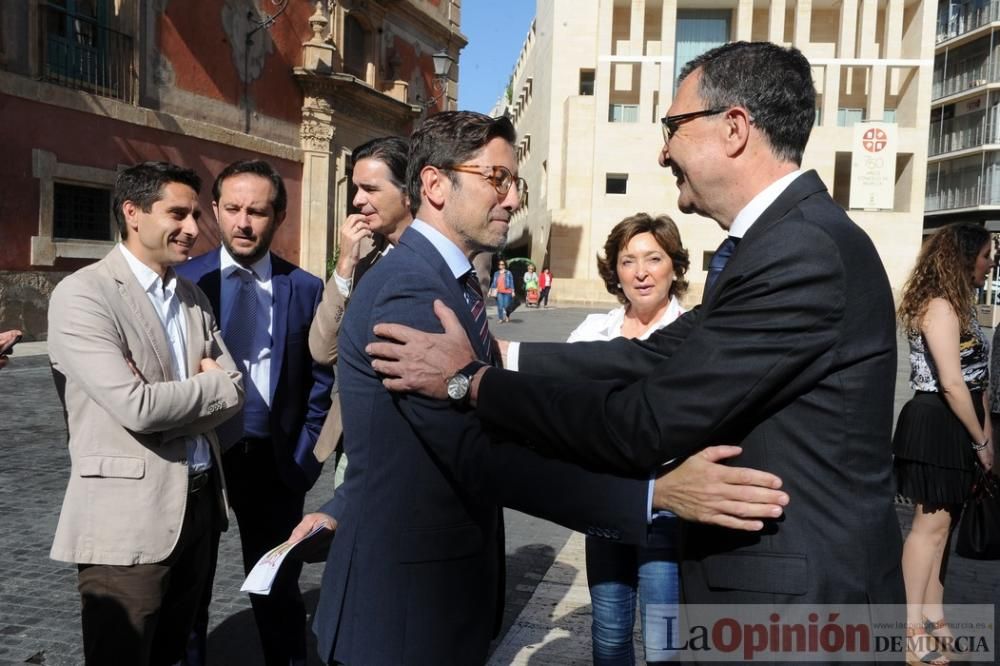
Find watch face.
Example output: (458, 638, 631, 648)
(447, 374, 470, 401)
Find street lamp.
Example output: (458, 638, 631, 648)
(417, 50, 454, 110)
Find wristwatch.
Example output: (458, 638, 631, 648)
(446, 361, 487, 407)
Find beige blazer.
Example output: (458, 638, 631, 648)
(309, 278, 346, 462)
(48, 248, 244, 566)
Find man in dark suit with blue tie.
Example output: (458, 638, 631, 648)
(178, 159, 334, 666)
(368, 43, 905, 662)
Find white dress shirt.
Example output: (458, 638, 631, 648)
(119, 244, 212, 473)
(334, 243, 395, 298)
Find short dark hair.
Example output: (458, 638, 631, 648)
(597, 212, 689, 305)
(211, 159, 287, 215)
(678, 41, 816, 165)
(407, 111, 517, 215)
(352, 136, 409, 191)
(113, 161, 201, 239)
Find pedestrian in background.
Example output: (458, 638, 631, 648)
(894, 222, 994, 665)
(538, 267, 553, 308)
(490, 259, 514, 323)
(568, 213, 688, 664)
(523, 263, 539, 307)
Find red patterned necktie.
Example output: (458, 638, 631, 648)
(462, 269, 493, 364)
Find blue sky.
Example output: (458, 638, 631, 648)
(457, 1, 538, 113)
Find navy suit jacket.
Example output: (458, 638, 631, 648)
(312, 226, 650, 665)
(477, 171, 905, 613)
(177, 249, 334, 492)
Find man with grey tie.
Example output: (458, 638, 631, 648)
(178, 159, 334, 666)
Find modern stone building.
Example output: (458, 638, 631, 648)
(0, 0, 464, 338)
(928, 1, 1000, 229)
(493, 0, 934, 305)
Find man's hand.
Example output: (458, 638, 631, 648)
(289, 512, 337, 543)
(497, 339, 510, 367)
(335, 214, 371, 279)
(0, 329, 22, 370)
(653, 445, 789, 531)
(199, 357, 222, 373)
(367, 300, 476, 399)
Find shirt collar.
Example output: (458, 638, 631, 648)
(220, 244, 272, 281)
(118, 244, 176, 296)
(729, 170, 803, 239)
(410, 218, 473, 279)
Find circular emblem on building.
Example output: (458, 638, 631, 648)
(862, 127, 888, 153)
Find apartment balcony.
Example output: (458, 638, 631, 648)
(937, 1, 1000, 44)
(39, 3, 135, 103)
(928, 110, 1000, 155)
(925, 153, 1000, 211)
(932, 59, 996, 100)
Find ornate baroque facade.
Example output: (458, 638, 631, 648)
(0, 0, 464, 338)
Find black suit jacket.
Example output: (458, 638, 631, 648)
(477, 171, 905, 609)
(312, 226, 650, 665)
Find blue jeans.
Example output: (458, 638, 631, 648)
(496, 292, 512, 320)
(585, 516, 679, 665)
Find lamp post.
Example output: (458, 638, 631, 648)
(417, 50, 454, 110)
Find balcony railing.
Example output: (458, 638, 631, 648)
(925, 156, 1000, 210)
(937, 1, 1000, 43)
(39, 3, 135, 103)
(932, 57, 996, 99)
(928, 109, 1000, 155)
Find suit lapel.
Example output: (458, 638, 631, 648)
(270, 260, 289, 403)
(706, 170, 828, 306)
(177, 278, 208, 375)
(399, 230, 492, 363)
(104, 248, 175, 380)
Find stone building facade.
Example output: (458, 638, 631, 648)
(0, 0, 464, 338)
(493, 0, 934, 305)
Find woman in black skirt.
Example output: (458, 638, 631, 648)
(895, 223, 995, 664)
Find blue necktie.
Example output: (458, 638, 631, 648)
(462, 269, 494, 364)
(224, 267, 258, 369)
(222, 267, 270, 440)
(705, 236, 739, 296)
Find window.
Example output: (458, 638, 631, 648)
(606, 173, 628, 194)
(579, 69, 595, 96)
(837, 108, 866, 126)
(674, 10, 730, 89)
(608, 104, 639, 123)
(31, 149, 118, 266)
(41, 0, 134, 102)
(344, 14, 368, 80)
(53, 183, 112, 241)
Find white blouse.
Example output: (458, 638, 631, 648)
(567, 296, 686, 343)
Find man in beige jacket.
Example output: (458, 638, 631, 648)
(47, 161, 244, 666)
(309, 136, 412, 465)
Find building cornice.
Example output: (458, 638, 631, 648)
(293, 69, 421, 133)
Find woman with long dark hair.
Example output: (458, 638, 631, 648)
(894, 223, 995, 664)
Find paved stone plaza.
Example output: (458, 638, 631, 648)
(1, 304, 998, 665)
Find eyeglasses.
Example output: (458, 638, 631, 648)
(660, 108, 728, 142)
(447, 164, 528, 198)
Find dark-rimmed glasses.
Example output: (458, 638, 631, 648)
(661, 108, 728, 142)
(447, 164, 528, 198)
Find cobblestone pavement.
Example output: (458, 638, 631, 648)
(0, 305, 600, 665)
(5, 309, 999, 665)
